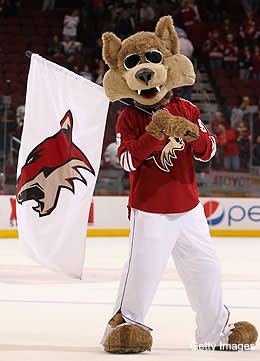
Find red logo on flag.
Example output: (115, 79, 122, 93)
(16, 110, 95, 217)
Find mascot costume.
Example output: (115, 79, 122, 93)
(100, 16, 258, 353)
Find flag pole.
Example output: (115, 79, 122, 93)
(25, 51, 198, 139)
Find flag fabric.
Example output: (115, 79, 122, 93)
(16, 54, 109, 279)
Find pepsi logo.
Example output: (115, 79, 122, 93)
(203, 200, 225, 226)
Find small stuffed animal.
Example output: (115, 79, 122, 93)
(101, 16, 258, 353)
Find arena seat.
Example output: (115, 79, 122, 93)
(237, 87, 254, 97)
(220, 87, 237, 97)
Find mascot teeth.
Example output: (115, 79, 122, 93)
(156, 86, 161, 92)
(137, 90, 141, 95)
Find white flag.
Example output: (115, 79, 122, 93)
(16, 54, 109, 279)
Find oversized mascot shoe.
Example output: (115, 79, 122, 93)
(104, 313, 153, 353)
(216, 321, 258, 351)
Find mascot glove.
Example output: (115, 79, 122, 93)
(146, 109, 170, 140)
(165, 114, 199, 143)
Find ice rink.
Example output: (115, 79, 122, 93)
(0, 236, 260, 361)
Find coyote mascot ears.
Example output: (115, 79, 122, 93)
(102, 16, 195, 106)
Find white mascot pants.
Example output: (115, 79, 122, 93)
(102, 202, 229, 346)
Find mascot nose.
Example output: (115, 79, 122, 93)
(135, 68, 154, 86)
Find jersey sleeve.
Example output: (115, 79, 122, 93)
(116, 108, 165, 172)
(190, 106, 217, 162)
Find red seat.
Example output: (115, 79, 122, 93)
(10, 44, 27, 53)
(7, 54, 24, 64)
(38, 27, 50, 35)
(213, 69, 226, 78)
(20, 25, 35, 35)
(0, 82, 10, 93)
(231, 78, 246, 88)
(11, 82, 26, 94)
(19, 73, 28, 83)
(247, 79, 260, 88)
(30, 45, 46, 55)
(220, 87, 236, 97)
(226, 96, 239, 106)
(4, 73, 19, 82)
(237, 87, 254, 97)
(12, 94, 25, 107)
(6, 25, 21, 34)
(0, 53, 8, 63)
(20, 64, 30, 74)
(254, 88, 260, 97)
(216, 78, 230, 87)
(5, 64, 19, 73)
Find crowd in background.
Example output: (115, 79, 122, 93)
(0, 0, 260, 195)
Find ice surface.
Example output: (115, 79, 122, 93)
(0, 236, 260, 360)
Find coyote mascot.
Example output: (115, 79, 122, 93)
(101, 16, 258, 353)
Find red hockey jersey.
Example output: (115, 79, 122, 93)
(116, 97, 217, 214)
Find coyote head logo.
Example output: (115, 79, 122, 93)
(17, 110, 95, 217)
(149, 137, 184, 172)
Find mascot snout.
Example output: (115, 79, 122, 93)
(135, 68, 155, 85)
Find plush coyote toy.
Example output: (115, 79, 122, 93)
(101, 16, 258, 353)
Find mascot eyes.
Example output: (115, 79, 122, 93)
(124, 50, 163, 70)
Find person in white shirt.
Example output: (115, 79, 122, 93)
(139, 1, 155, 23)
(62, 10, 80, 39)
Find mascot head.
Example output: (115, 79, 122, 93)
(102, 16, 195, 106)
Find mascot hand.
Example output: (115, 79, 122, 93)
(146, 109, 169, 140)
(165, 113, 199, 143)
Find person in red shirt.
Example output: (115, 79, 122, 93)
(218, 124, 240, 170)
(251, 45, 260, 79)
(204, 30, 224, 71)
(223, 33, 239, 76)
(236, 119, 251, 169)
(179, 0, 197, 31)
(239, 10, 260, 51)
(211, 111, 229, 135)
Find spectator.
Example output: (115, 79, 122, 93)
(115, 8, 135, 40)
(80, 64, 94, 82)
(175, 25, 188, 39)
(92, 38, 103, 60)
(204, 30, 224, 71)
(239, 10, 260, 51)
(179, 0, 197, 32)
(48, 35, 62, 57)
(93, 0, 105, 35)
(218, 124, 240, 171)
(62, 10, 80, 40)
(61, 35, 81, 56)
(208, 0, 224, 22)
(178, 31, 194, 101)
(239, 45, 252, 80)
(230, 96, 250, 130)
(139, 1, 155, 26)
(236, 120, 251, 168)
(211, 111, 229, 135)
(188, 0, 200, 22)
(223, 18, 236, 39)
(42, 0, 55, 11)
(223, 33, 238, 77)
(251, 45, 260, 80)
(242, 0, 260, 15)
(252, 135, 260, 166)
(104, 142, 120, 168)
(62, 55, 75, 71)
(178, 31, 194, 58)
(95, 59, 105, 86)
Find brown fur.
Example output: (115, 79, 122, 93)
(102, 16, 195, 106)
(148, 110, 199, 142)
(228, 321, 258, 346)
(104, 324, 152, 353)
